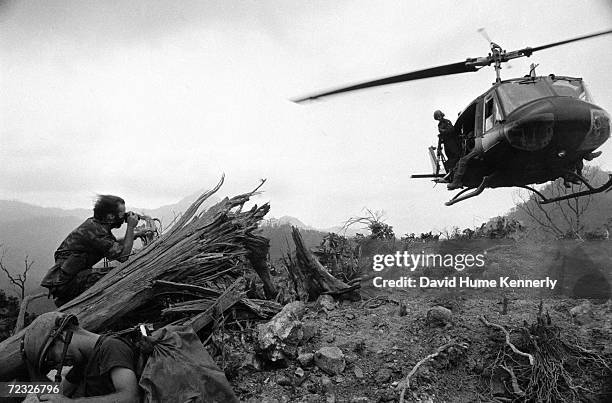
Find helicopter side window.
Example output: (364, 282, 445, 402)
(484, 96, 498, 132)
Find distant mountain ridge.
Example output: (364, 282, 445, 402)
(0, 190, 221, 229)
(262, 215, 310, 229)
(0, 200, 90, 223)
(262, 215, 362, 236)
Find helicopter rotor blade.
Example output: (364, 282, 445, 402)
(292, 61, 478, 103)
(292, 28, 612, 103)
(527, 28, 612, 54)
(477, 28, 493, 45)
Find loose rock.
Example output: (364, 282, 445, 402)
(317, 294, 337, 311)
(315, 346, 346, 375)
(427, 306, 453, 326)
(353, 365, 364, 379)
(321, 374, 334, 392)
(298, 352, 315, 367)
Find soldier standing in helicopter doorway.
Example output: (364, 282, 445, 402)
(434, 110, 460, 180)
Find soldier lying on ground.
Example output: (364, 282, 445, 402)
(22, 312, 140, 403)
(41, 195, 147, 307)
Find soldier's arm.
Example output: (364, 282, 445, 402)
(115, 214, 138, 263)
(40, 368, 139, 403)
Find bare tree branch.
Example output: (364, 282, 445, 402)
(513, 166, 600, 240)
(0, 246, 34, 300)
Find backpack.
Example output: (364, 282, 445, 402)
(116, 325, 239, 403)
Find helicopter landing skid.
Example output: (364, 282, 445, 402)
(444, 176, 492, 206)
(520, 173, 612, 205)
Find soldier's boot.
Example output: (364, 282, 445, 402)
(447, 181, 463, 190)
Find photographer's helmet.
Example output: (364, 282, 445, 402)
(433, 110, 444, 120)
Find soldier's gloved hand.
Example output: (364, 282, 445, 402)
(125, 212, 139, 228)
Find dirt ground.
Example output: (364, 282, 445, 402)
(222, 291, 609, 402)
(218, 241, 612, 402)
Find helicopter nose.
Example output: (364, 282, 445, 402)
(504, 99, 556, 151)
(505, 97, 608, 152)
(549, 97, 601, 152)
(578, 108, 611, 151)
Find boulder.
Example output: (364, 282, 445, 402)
(257, 301, 306, 362)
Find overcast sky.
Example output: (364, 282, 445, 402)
(1, 0, 611, 235)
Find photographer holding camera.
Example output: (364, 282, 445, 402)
(41, 195, 143, 307)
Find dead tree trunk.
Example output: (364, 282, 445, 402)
(14, 292, 46, 334)
(287, 227, 359, 301)
(0, 178, 274, 380)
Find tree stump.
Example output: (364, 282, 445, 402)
(287, 227, 359, 301)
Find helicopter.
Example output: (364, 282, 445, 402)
(292, 29, 612, 206)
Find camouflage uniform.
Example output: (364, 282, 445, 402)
(41, 218, 124, 307)
(438, 118, 461, 171)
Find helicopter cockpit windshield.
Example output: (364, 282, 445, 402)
(496, 76, 593, 116)
(496, 80, 554, 115)
(548, 77, 593, 102)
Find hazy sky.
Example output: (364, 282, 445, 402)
(1, 0, 611, 234)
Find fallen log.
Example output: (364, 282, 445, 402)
(287, 226, 359, 301)
(0, 177, 273, 380)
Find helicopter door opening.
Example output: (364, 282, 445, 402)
(455, 103, 477, 155)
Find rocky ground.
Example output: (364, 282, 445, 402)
(216, 241, 612, 402)
(215, 289, 611, 402)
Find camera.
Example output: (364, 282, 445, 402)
(123, 211, 141, 223)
